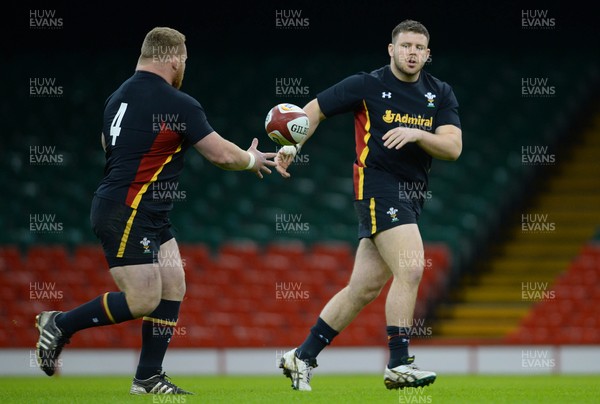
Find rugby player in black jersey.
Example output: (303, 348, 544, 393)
(277, 20, 462, 391)
(34, 27, 276, 395)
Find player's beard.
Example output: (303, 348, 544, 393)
(173, 68, 184, 89)
(393, 53, 425, 80)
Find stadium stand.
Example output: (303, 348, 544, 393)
(3, 49, 599, 348)
(433, 112, 600, 341)
(0, 242, 451, 348)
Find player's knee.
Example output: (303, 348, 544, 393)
(166, 281, 186, 301)
(127, 293, 162, 317)
(347, 283, 382, 306)
(161, 271, 186, 301)
(394, 265, 424, 285)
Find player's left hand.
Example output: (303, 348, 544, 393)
(275, 145, 298, 179)
(382, 127, 423, 149)
(247, 138, 278, 179)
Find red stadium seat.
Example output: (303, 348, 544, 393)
(311, 242, 355, 269)
(265, 240, 307, 261)
(505, 242, 600, 345)
(261, 253, 294, 273)
(425, 243, 451, 272)
(0, 245, 23, 272)
(218, 241, 261, 268)
(74, 244, 105, 260)
(179, 243, 213, 269)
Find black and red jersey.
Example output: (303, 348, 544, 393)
(96, 71, 213, 213)
(317, 65, 461, 200)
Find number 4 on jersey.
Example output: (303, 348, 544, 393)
(110, 102, 128, 146)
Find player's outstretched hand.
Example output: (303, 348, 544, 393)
(275, 145, 298, 179)
(248, 138, 277, 179)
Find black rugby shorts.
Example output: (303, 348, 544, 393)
(90, 195, 174, 268)
(354, 196, 423, 239)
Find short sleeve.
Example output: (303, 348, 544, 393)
(317, 73, 366, 117)
(183, 98, 215, 144)
(434, 84, 461, 130)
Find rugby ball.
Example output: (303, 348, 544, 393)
(265, 103, 309, 146)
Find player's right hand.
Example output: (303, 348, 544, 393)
(247, 138, 277, 179)
(275, 145, 298, 179)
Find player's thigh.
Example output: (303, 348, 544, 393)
(111, 263, 161, 294)
(157, 237, 186, 301)
(372, 223, 424, 279)
(346, 237, 393, 298)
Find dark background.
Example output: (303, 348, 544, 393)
(3, 0, 599, 253)
(9, 0, 597, 54)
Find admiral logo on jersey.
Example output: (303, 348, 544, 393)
(382, 111, 433, 130)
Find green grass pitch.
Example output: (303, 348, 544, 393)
(2, 374, 599, 403)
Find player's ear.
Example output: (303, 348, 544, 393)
(171, 56, 180, 72)
(387, 43, 394, 57)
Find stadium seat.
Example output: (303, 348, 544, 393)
(218, 240, 261, 266)
(0, 245, 23, 272)
(311, 241, 355, 268)
(265, 240, 307, 262)
(505, 240, 600, 344)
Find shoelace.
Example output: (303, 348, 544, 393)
(157, 372, 184, 391)
(157, 372, 172, 383)
(305, 365, 314, 383)
(49, 332, 70, 350)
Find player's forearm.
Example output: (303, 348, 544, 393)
(416, 130, 462, 161)
(194, 132, 254, 171)
(299, 99, 325, 148)
(210, 140, 253, 170)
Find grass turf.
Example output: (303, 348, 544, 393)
(1, 374, 599, 403)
